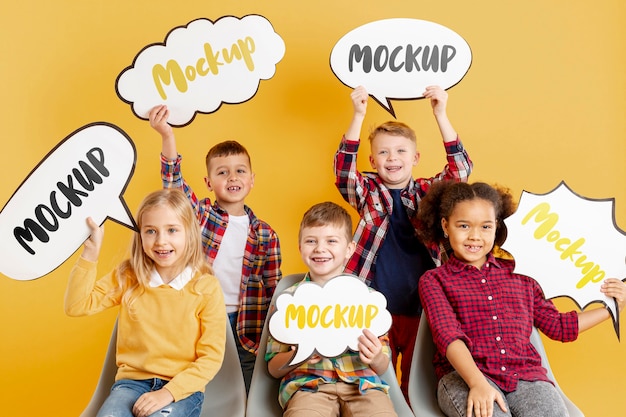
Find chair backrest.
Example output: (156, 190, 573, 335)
(246, 273, 415, 417)
(529, 327, 584, 417)
(408, 315, 584, 417)
(79, 316, 246, 417)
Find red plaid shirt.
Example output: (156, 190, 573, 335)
(419, 254, 579, 392)
(334, 135, 472, 284)
(162, 154, 282, 353)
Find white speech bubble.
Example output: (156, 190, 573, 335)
(116, 15, 286, 126)
(502, 181, 626, 339)
(0, 123, 137, 281)
(330, 18, 472, 116)
(269, 274, 392, 366)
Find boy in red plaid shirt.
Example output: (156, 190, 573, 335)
(334, 85, 472, 399)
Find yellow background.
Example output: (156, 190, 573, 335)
(1, 1, 625, 415)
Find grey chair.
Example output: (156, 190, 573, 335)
(79, 316, 246, 417)
(246, 273, 415, 417)
(408, 314, 584, 416)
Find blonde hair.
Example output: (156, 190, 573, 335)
(367, 121, 417, 144)
(115, 189, 211, 317)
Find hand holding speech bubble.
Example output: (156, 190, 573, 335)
(502, 181, 626, 339)
(0, 123, 136, 281)
(330, 18, 472, 117)
(268, 274, 392, 366)
(116, 15, 286, 126)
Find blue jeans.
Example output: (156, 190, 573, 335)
(96, 378, 204, 417)
(228, 311, 256, 393)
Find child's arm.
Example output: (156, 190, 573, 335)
(446, 339, 508, 417)
(81, 217, 103, 262)
(132, 390, 175, 417)
(424, 85, 457, 143)
(267, 347, 301, 378)
(578, 278, 626, 332)
(357, 329, 389, 375)
(345, 85, 368, 141)
(149, 105, 177, 160)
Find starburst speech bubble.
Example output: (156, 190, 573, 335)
(268, 274, 392, 366)
(502, 181, 626, 339)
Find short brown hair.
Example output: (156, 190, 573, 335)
(205, 140, 251, 170)
(367, 121, 417, 144)
(299, 202, 353, 243)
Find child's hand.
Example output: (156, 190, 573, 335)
(149, 104, 173, 138)
(357, 328, 383, 365)
(423, 85, 448, 116)
(351, 85, 368, 117)
(466, 379, 507, 417)
(81, 217, 103, 262)
(601, 278, 626, 312)
(132, 388, 174, 417)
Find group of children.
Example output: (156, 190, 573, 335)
(64, 85, 626, 417)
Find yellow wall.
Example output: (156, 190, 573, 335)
(1, 1, 625, 415)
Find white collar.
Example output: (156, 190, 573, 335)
(149, 266, 193, 290)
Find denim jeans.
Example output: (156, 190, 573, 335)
(437, 371, 568, 417)
(228, 311, 256, 393)
(97, 378, 204, 417)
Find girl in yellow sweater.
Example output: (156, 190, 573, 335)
(65, 189, 226, 417)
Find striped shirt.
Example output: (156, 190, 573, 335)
(162, 154, 282, 353)
(265, 274, 391, 408)
(334, 135, 472, 284)
(419, 254, 579, 392)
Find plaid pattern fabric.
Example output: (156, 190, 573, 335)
(162, 154, 282, 353)
(265, 275, 392, 408)
(419, 254, 579, 392)
(334, 135, 472, 284)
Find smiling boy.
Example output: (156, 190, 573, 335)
(265, 202, 397, 416)
(334, 85, 472, 399)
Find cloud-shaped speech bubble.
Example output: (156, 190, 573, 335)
(330, 18, 472, 117)
(269, 274, 392, 366)
(116, 15, 285, 127)
(0, 123, 136, 281)
(502, 181, 626, 339)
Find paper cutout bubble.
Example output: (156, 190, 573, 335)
(116, 15, 286, 126)
(330, 18, 472, 117)
(269, 274, 392, 366)
(0, 123, 137, 281)
(502, 181, 626, 339)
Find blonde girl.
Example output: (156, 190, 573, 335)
(65, 189, 226, 417)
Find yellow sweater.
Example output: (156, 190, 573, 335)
(65, 257, 226, 401)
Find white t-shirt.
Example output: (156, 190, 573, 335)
(212, 214, 249, 313)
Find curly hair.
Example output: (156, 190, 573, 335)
(415, 181, 516, 249)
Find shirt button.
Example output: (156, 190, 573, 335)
(481, 279, 486, 284)
(501, 366, 506, 371)
(492, 315, 498, 320)
(500, 349, 506, 354)
(495, 336, 501, 341)
(488, 296, 493, 301)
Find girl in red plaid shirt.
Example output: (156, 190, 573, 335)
(415, 181, 626, 417)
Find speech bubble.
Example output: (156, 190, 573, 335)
(330, 18, 472, 117)
(116, 15, 286, 126)
(0, 123, 137, 281)
(502, 181, 626, 339)
(268, 274, 392, 366)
